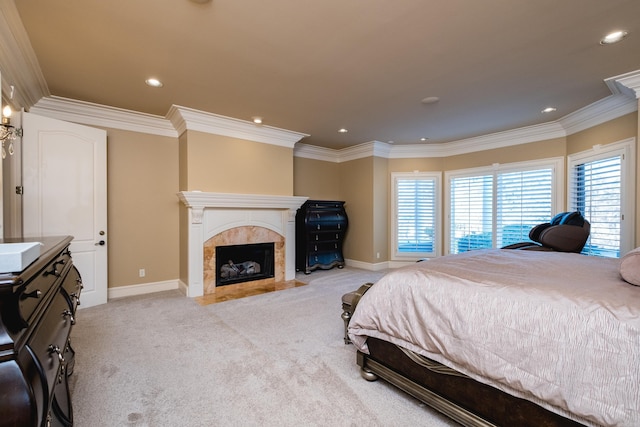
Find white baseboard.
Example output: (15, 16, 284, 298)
(344, 258, 390, 271)
(108, 279, 182, 300)
(345, 258, 423, 271)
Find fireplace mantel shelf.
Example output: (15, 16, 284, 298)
(178, 191, 308, 210)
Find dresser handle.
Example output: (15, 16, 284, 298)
(47, 343, 66, 383)
(48, 345, 65, 363)
(44, 268, 61, 278)
(21, 289, 42, 299)
(71, 292, 81, 306)
(62, 309, 76, 325)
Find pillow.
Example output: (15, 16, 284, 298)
(620, 247, 640, 286)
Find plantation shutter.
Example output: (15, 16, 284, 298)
(496, 168, 553, 247)
(570, 155, 621, 257)
(450, 175, 493, 253)
(396, 178, 436, 254)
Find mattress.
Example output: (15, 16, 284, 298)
(348, 249, 640, 427)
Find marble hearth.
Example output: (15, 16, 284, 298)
(178, 192, 307, 297)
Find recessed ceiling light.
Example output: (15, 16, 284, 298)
(145, 78, 163, 88)
(421, 96, 440, 105)
(600, 30, 628, 45)
(338, 128, 348, 133)
(541, 107, 557, 113)
(252, 116, 263, 124)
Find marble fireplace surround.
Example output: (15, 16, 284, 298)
(178, 191, 308, 297)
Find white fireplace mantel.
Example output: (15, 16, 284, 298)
(178, 191, 308, 297)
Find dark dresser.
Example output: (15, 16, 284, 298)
(295, 200, 348, 274)
(0, 236, 82, 427)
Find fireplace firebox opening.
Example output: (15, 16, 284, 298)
(216, 242, 275, 286)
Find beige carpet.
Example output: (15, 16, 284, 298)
(69, 267, 460, 427)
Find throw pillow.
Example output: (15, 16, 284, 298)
(620, 247, 640, 286)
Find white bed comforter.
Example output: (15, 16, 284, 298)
(348, 249, 640, 427)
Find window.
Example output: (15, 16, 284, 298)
(568, 139, 635, 257)
(392, 172, 441, 259)
(446, 158, 563, 254)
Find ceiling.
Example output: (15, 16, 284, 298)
(9, 0, 640, 149)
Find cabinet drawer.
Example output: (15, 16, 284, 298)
(26, 290, 74, 406)
(308, 251, 344, 266)
(61, 265, 82, 313)
(307, 221, 346, 232)
(18, 252, 71, 326)
(307, 241, 341, 253)
(307, 210, 347, 223)
(309, 232, 344, 242)
(306, 201, 344, 209)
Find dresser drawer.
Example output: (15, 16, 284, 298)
(307, 241, 341, 253)
(60, 265, 82, 313)
(307, 251, 344, 267)
(18, 252, 72, 326)
(307, 210, 347, 223)
(26, 290, 74, 404)
(309, 232, 344, 243)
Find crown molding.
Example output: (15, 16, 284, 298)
(293, 143, 340, 162)
(295, 121, 567, 162)
(167, 105, 309, 149)
(30, 96, 178, 137)
(393, 121, 568, 159)
(0, 1, 49, 109)
(559, 94, 637, 136)
(339, 141, 393, 162)
(605, 69, 640, 99)
(294, 141, 393, 163)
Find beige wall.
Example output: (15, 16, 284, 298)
(566, 113, 637, 155)
(182, 131, 293, 195)
(103, 111, 638, 290)
(293, 157, 341, 200)
(441, 137, 567, 171)
(106, 128, 179, 288)
(338, 157, 375, 263)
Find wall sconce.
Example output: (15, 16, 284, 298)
(1, 105, 22, 159)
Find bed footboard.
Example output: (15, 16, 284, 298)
(357, 337, 585, 427)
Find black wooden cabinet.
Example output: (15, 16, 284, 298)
(0, 236, 82, 427)
(295, 200, 348, 274)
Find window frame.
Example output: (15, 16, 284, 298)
(445, 157, 564, 255)
(391, 171, 442, 260)
(567, 138, 636, 257)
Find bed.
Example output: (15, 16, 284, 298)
(347, 249, 640, 427)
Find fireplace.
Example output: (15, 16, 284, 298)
(216, 242, 275, 286)
(178, 192, 308, 297)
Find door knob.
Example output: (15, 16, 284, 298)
(95, 240, 105, 246)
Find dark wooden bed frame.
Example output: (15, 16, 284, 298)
(352, 299, 587, 426)
(357, 338, 586, 426)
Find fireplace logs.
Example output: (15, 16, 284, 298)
(216, 242, 274, 286)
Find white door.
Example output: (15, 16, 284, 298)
(21, 112, 108, 308)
